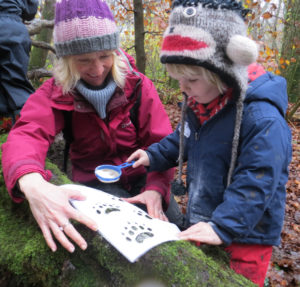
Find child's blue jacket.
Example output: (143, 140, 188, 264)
(147, 72, 292, 246)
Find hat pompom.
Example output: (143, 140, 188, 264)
(226, 35, 258, 66)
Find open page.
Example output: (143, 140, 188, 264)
(63, 184, 180, 263)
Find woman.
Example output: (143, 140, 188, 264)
(1, 0, 181, 254)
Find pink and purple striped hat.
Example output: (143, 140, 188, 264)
(54, 0, 119, 57)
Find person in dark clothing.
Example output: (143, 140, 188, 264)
(0, 0, 38, 129)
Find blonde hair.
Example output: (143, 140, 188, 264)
(53, 51, 128, 94)
(165, 64, 227, 94)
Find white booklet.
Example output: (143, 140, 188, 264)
(63, 184, 180, 263)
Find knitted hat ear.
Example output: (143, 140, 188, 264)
(226, 35, 258, 66)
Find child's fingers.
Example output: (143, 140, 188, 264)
(132, 158, 143, 168)
(127, 150, 140, 162)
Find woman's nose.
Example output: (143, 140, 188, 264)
(90, 60, 104, 75)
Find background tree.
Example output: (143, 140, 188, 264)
(28, 0, 55, 86)
(133, 0, 146, 73)
(280, 0, 300, 120)
(26, 0, 299, 117)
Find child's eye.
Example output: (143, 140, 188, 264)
(188, 79, 198, 83)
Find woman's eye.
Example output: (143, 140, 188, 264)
(78, 59, 90, 63)
(188, 79, 197, 83)
(100, 54, 110, 59)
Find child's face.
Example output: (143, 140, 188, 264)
(73, 51, 114, 87)
(169, 72, 220, 104)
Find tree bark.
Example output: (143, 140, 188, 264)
(29, 0, 56, 73)
(280, 0, 300, 120)
(133, 0, 146, 74)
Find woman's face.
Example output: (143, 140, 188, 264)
(73, 51, 114, 87)
(168, 71, 220, 104)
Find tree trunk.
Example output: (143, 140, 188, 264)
(0, 134, 255, 287)
(29, 0, 55, 74)
(280, 0, 300, 120)
(133, 0, 146, 74)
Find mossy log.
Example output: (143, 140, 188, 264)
(0, 134, 255, 287)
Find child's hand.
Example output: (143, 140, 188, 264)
(178, 222, 223, 245)
(127, 149, 150, 168)
(122, 190, 168, 222)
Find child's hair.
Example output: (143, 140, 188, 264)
(53, 51, 128, 94)
(166, 64, 227, 94)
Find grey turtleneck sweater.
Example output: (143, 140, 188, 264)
(76, 79, 117, 119)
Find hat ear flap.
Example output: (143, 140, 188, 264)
(226, 35, 258, 66)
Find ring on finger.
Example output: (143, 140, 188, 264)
(59, 221, 71, 231)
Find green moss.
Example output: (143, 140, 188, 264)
(0, 134, 68, 286)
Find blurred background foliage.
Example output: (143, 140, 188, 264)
(27, 0, 299, 119)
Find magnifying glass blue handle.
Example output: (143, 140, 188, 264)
(118, 161, 135, 169)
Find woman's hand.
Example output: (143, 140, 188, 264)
(178, 222, 223, 245)
(18, 173, 98, 253)
(122, 190, 168, 222)
(127, 149, 150, 168)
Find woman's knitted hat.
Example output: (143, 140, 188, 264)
(54, 0, 119, 57)
(161, 0, 258, 194)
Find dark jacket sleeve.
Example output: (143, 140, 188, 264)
(147, 125, 185, 172)
(21, 0, 39, 21)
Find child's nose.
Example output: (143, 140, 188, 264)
(179, 80, 189, 93)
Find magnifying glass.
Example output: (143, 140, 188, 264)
(95, 161, 135, 183)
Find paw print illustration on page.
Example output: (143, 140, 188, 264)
(64, 184, 180, 263)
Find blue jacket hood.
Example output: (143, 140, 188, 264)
(245, 72, 288, 117)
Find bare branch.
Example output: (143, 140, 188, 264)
(26, 19, 54, 36)
(118, 0, 134, 12)
(31, 40, 56, 54)
(27, 68, 53, 80)
(125, 45, 135, 52)
(144, 31, 163, 36)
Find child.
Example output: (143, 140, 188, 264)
(126, 0, 292, 285)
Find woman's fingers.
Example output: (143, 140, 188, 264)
(39, 223, 58, 252)
(49, 221, 75, 252)
(27, 184, 98, 252)
(63, 188, 98, 232)
(68, 207, 98, 233)
(61, 222, 87, 251)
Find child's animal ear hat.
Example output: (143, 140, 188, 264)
(160, 0, 258, 100)
(161, 0, 259, 193)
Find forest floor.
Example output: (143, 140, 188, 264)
(164, 104, 300, 287)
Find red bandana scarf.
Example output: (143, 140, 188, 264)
(187, 88, 233, 125)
